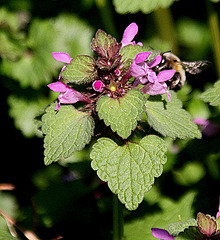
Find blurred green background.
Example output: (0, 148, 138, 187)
(0, 0, 220, 239)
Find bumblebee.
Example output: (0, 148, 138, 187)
(154, 52, 211, 91)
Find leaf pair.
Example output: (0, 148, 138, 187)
(96, 90, 201, 140)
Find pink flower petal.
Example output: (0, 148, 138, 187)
(151, 228, 175, 240)
(121, 22, 140, 47)
(52, 52, 72, 63)
(148, 55, 162, 68)
(216, 197, 220, 219)
(142, 81, 166, 95)
(48, 82, 67, 92)
(157, 70, 176, 82)
(59, 87, 91, 104)
(134, 52, 151, 64)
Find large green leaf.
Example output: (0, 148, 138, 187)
(96, 89, 145, 139)
(145, 92, 202, 139)
(90, 135, 167, 210)
(200, 80, 220, 107)
(113, 0, 176, 14)
(42, 103, 95, 165)
(61, 55, 98, 84)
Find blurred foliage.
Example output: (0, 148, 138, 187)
(0, 0, 220, 239)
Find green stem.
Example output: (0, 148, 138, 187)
(153, 8, 179, 54)
(94, 0, 118, 38)
(113, 194, 124, 240)
(206, 0, 220, 79)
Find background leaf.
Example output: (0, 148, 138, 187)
(42, 103, 95, 165)
(90, 135, 167, 210)
(96, 89, 145, 139)
(145, 92, 202, 139)
(200, 80, 220, 107)
(113, 0, 176, 14)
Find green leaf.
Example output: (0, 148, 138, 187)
(42, 103, 95, 165)
(121, 44, 160, 65)
(90, 135, 167, 210)
(113, 0, 176, 14)
(96, 89, 145, 139)
(145, 92, 202, 139)
(61, 55, 98, 84)
(200, 80, 220, 107)
(175, 226, 203, 240)
(168, 219, 197, 236)
(0, 19, 57, 89)
(91, 29, 117, 57)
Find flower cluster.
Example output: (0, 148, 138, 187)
(48, 22, 176, 111)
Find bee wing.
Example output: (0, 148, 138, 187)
(182, 60, 211, 74)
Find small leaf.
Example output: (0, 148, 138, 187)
(168, 219, 197, 236)
(42, 103, 95, 165)
(61, 55, 98, 84)
(91, 29, 119, 58)
(96, 89, 145, 139)
(145, 92, 202, 139)
(90, 135, 167, 210)
(197, 212, 217, 236)
(113, 0, 176, 14)
(200, 80, 220, 107)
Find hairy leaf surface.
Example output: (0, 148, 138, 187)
(61, 55, 98, 84)
(90, 135, 167, 210)
(200, 80, 220, 107)
(145, 92, 202, 139)
(96, 89, 145, 139)
(42, 103, 94, 165)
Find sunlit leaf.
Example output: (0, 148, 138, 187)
(96, 89, 145, 139)
(42, 103, 95, 165)
(90, 135, 167, 210)
(145, 92, 202, 139)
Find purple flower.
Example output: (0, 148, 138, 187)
(48, 82, 91, 110)
(92, 80, 105, 92)
(121, 22, 143, 48)
(52, 52, 72, 80)
(193, 117, 220, 137)
(130, 52, 176, 101)
(151, 228, 175, 240)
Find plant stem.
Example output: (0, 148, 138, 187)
(113, 194, 124, 240)
(206, 0, 220, 79)
(153, 7, 179, 54)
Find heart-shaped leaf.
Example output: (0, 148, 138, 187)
(42, 103, 95, 165)
(145, 92, 202, 139)
(61, 55, 98, 84)
(96, 89, 145, 139)
(90, 135, 167, 210)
